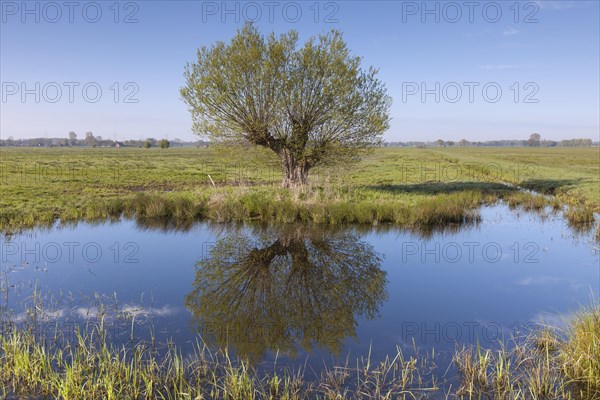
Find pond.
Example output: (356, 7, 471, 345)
(1, 204, 598, 377)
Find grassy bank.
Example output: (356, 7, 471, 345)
(453, 306, 600, 399)
(1, 305, 598, 399)
(1, 147, 598, 233)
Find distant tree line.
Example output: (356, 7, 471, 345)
(557, 138, 595, 147)
(0, 134, 595, 148)
(384, 135, 595, 148)
(0, 132, 206, 148)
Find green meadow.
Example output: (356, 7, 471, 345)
(0, 146, 598, 234)
(1, 146, 599, 398)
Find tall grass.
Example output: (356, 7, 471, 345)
(1, 186, 486, 234)
(0, 322, 438, 399)
(1, 147, 598, 234)
(1, 306, 598, 399)
(560, 306, 600, 394)
(453, 306, 600, 400)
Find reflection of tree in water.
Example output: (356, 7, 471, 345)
(185, 225, 387, 361)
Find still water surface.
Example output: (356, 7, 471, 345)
(1, 204, 598, 372)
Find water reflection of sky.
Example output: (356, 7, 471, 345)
(0, 204, 598, 372)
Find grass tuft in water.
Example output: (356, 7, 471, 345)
(0, 322, 438, 399)
(453, 305, 600, 400)
(1, 306, 599, 399)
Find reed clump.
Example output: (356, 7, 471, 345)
(1, 306, 599, 399)
(454, 306, 600, 400)
(560, 306, 600, 395)
(0, 323, 438, 399)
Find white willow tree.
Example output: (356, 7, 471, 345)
(181, 24, 391, 188)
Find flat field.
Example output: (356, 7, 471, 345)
(0, 146, 598, 233)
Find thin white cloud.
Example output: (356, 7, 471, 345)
(9, 309, 66, 323)
(502, 28, 520, 36)
(478, 64, 521, 70)
(530, 311, 569, 329)
(121, 304, 178, 318)
(534, 0, 593, 10)
(516, 277, 588, 292)
(70, 304, 179, 320)
(517, 276, 563, 286)
(73, 306, 104, 320)
(3, 304, 179, 326)
(463, 32, 486, 39)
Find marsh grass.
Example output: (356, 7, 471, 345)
(0, 323, 439, 399)
(1, 185, 486, 234)
(1, 147, 598, 234)
(560, 306, 600, 395)
(453, 306, 600, 400)
(1, 305, 599, 399)
(564, 206, 596, 226)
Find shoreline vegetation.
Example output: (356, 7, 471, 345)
(0, 147, 599, 235)
(1, 146, 599, 398)
(0, 304, 598, 399)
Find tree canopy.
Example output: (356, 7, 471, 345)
(181, 24, 391, 187)
(185, 225, 387, 360)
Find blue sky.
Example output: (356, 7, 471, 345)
(1, 0, 599, 142)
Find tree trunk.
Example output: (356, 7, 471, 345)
(281, 151, 309, 188)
